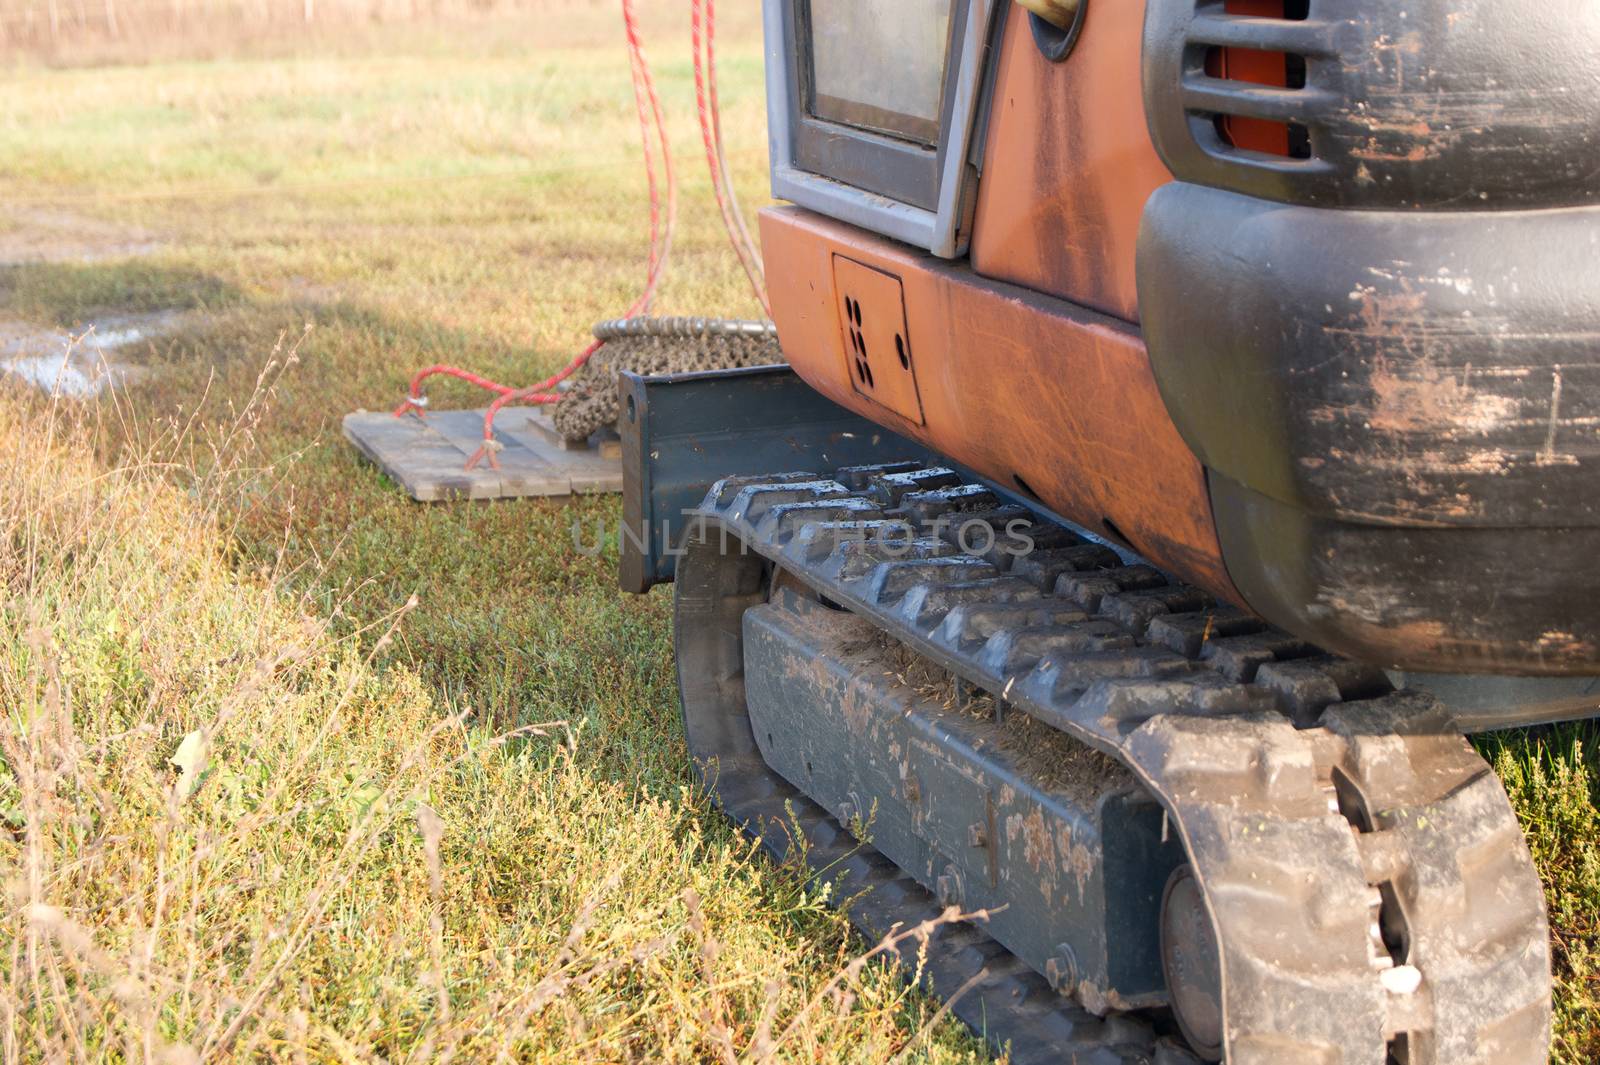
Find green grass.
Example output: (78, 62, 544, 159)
(0, 386, 987, 1063)
(0, 9, 991, 1062)
(0, 6, 1595, 1062)
(1479, 726, 1600, 1062)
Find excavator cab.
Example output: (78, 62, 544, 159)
(620, 2, 1599, 1060)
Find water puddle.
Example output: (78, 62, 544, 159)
(0, 310, 188, 397)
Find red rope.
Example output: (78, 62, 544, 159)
(383, 0, 674, 469)
(392, 0, 762, 471)
(462, 0, 678, 470)
(704, 0, 767, 298)
(392, 365, 513, 418)
(693, 0, 770, 318)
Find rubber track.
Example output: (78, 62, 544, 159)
(681, 464, 1551, 1065)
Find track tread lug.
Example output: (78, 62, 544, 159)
(833, 460, 926, 491)
(758, 497, 883, 542)
(830, 535, 958, 579)
(863, 466, 962, 505)
(1011, 543, 1124, 590)
(1200, 629, 1321, 682)
(723, 479, 850, 526)
(863, 556, 1000, 602)
(1258, 655, 1396, 725)
(1057, 565, 1168, 612)
(1101, 586, 1214, 633)
(978, 622, 1136, 676)
(898, 483, 1002, 523)
(709, 470, 822, 507)
(933, 601, 1093, 649)
(1147, 606, 1264, 657)
(897, 576, 1041, 626)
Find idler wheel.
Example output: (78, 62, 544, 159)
(1160, 863, 1224, 1062)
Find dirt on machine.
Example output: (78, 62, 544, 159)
(604, 1, 1600, 1062)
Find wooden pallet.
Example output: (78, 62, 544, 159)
(342, 405, 622, 501)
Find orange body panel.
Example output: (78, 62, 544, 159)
(970, 1, 1171, 322)
(761, 206, 1238, 602)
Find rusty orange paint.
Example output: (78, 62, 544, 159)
(970, 0, 1171, 323)
(762, 206, 1240, 603)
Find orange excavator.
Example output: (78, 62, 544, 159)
(618, 2, 1599, 1060)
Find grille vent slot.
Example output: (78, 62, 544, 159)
(1182, 0, 1330, 165)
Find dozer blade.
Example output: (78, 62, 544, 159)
(672, 464, 1551, 1065)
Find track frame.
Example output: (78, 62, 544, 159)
(673, 465, 1550, 1064)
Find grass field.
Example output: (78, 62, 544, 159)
(0, 6, 1595, 1061)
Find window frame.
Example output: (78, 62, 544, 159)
(765, 0, 1003, 258)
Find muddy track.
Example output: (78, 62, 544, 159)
(673, 463, 1551, 1064)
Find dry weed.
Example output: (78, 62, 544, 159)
(0, 364, 993, 1061)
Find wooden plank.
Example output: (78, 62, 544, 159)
(342, 406, 623, 502)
